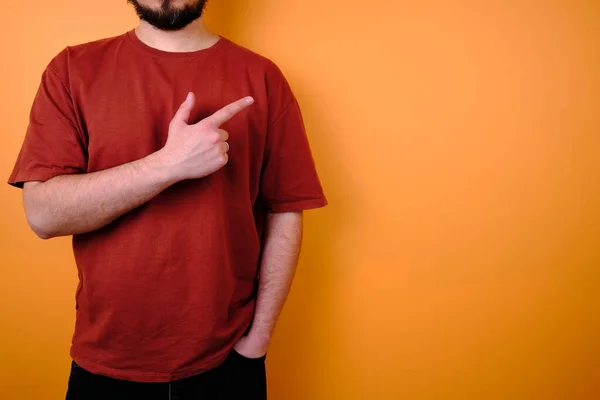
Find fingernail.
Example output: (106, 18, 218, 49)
(187, 92, 193, 100)
(245, 96, 254, 104)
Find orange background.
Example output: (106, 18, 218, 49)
(1, 1, 600, 399)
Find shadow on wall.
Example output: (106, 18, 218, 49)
(206, 1, 351, 398)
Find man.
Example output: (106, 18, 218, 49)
(8, 0, 327, 398)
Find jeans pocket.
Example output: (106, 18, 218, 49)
(231, 349, 267, 362)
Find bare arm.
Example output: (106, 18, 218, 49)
(23, 93, 254, 239)
(235, 211, 303, 357)
(23, 153, 175, 239)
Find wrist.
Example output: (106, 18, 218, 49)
(146, 149, 181, 186)
(245, 329, 272, 349)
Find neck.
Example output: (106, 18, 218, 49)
(134, 18, 219, 53)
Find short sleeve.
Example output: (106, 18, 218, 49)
(260, 67, 327, 213)
(8, 61, 87, 189)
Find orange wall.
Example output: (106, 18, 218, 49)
(1, 1, 599, 399)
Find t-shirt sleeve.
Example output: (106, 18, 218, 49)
(8, 60, 87, 189)
(259, 64, 327, 213)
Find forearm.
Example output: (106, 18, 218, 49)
(247, 212, 303, 347)
(21, 93, 251, 240)
(24, 151, 176, 239)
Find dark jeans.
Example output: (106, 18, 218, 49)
(66, 351, 267, 400)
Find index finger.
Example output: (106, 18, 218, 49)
(203, 96, 254, 127)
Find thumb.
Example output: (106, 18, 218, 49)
(172, 92, 196, 126)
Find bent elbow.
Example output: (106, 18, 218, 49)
(34, 228, 54, 240)
(27, 215, 55, 240)
(23, 182, 59, 239)
(24, 208, 57, 240)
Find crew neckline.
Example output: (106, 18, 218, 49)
(126, 29, 226, 59)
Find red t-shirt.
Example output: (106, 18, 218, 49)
(8, 30, 327, 382)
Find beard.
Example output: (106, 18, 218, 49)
(127, 0, 208, 31)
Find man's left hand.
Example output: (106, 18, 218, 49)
(234, 335, 269, 359)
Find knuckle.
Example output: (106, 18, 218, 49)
(209, 132, 221, 143)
